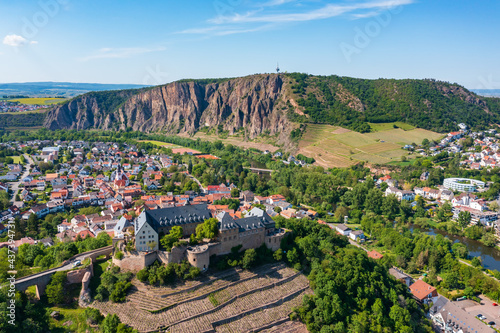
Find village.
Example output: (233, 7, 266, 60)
(0, 133, 499, 332)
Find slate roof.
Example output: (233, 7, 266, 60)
(136, 204, 212, 232)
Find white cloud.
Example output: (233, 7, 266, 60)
(79, 46, 166, 62)
(30, 40, 38, 45)
(211, 0, 414, 24)
(3, 34, 28, 47)
(181, 0, 414, 36)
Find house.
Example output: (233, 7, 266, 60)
(241, 190, 254, 203)
(420, 172, 430, 181)
(274, 201, 292, 211)
(335, 224, 352, 236)
(30, 204, 49, 219)
(429, 296, 493, 333)
(409, 279, 438, 305)
(388, 267, 413, 287)
(440, 190, 454, 201)
(280, 208, 296, 219)
(349, 230, 365, 242)
(385, 187, 415, 201)
(367, 250, 383, 260)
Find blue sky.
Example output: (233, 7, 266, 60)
(1, 0, 499, 89)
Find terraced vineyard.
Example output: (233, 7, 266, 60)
(90, 263, 311, 332)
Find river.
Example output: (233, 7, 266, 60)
(410, 225, 500, 271)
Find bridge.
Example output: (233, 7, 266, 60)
(14, 245, 113, 299)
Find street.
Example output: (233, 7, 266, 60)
(9, 154, 33, 207)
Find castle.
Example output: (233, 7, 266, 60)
(120, 204, 287, 272)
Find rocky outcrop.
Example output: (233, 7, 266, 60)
(44, 74, 293, 143)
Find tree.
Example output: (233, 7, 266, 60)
(100, 314, 121, 333)
(471, 256, 482, 267)
(382, 195, 400, 219)
(457, 211, 471, 230)
(242, 248, 257, 269)
(451, 243, 468, 259)
(160, 226, 183, 251)
(46, 271, 67, 305)
(195, 218, 219, 241)
(365, 188, 383, 214)
(273, 248, 283, 261)
(480, 233, 497, 247)
(230, 188, 239, 198)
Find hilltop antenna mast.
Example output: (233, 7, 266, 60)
(276, 62, 280, 73)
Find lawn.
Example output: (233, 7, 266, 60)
(8, 97, 67, 105)
(11, 156, 22, 164)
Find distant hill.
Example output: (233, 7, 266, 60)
(472, 89, 500, 97)
(0, 82, 148, 98)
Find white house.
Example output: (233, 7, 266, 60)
(349, 230, 365, 242)
(385, 187, 415, 201)
(335, 224, 352, 236)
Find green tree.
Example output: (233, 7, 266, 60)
(230, 188, 239, 198)
(195, 218, 219, 241)
(365, 188, 383, 214)
(457, 211, 471, 230)
(100, 314, 121, 333)
(273, 248, 283, 261)
(160, 226, 183, 251)
(382, 194, 400, 219)
(242, 248, 257, 269)
(471, 256, 482, 267)
(46, 271, 67, 305)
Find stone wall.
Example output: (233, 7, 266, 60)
(67, 264, 93, 284)
(217, 228, 266, 255)
(113, 251, 157, 273)
(264, 230, 289, 252)
(157, 247, 186, 265)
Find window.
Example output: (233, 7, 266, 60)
(143, 231, 145, 234)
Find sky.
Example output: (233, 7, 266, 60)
(0, 0, 499, 89)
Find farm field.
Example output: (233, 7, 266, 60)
(297, 123, 443, 168)
(8, 97, 66, 105)
(90, 262, 311, 333)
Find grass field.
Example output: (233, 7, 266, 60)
(298, 123, 443, 168)
(8, 97, 66, 105)
(11, 156, 22, 164)
(138, 140, 180, 147)
(368, 122, 415, 132)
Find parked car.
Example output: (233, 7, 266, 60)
(493, 303, 498, 306)
(72, 260, 81, 267)
(488, 321, 495, 326)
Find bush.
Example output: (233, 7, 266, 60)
(136, 268, 149, 282)
(115, 251, 124, 260)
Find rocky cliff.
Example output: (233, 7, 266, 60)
(43, 73, 500, 137)
(44, 74, 293, 143)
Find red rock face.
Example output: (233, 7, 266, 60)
(44, 74, 293, 145)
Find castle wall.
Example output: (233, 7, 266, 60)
(187, 246, 210, 271)
(265, 230, 288, 252)
(217, 227, 266, 255)
(113, 251, 157, 273)
(157, 247, 186, 265)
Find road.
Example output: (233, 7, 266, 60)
(10, 154, 33, 207)
(244, 167, 273, 173)
(188, 174, 206, 194)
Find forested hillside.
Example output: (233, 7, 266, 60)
(287, 73, 500, 133)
